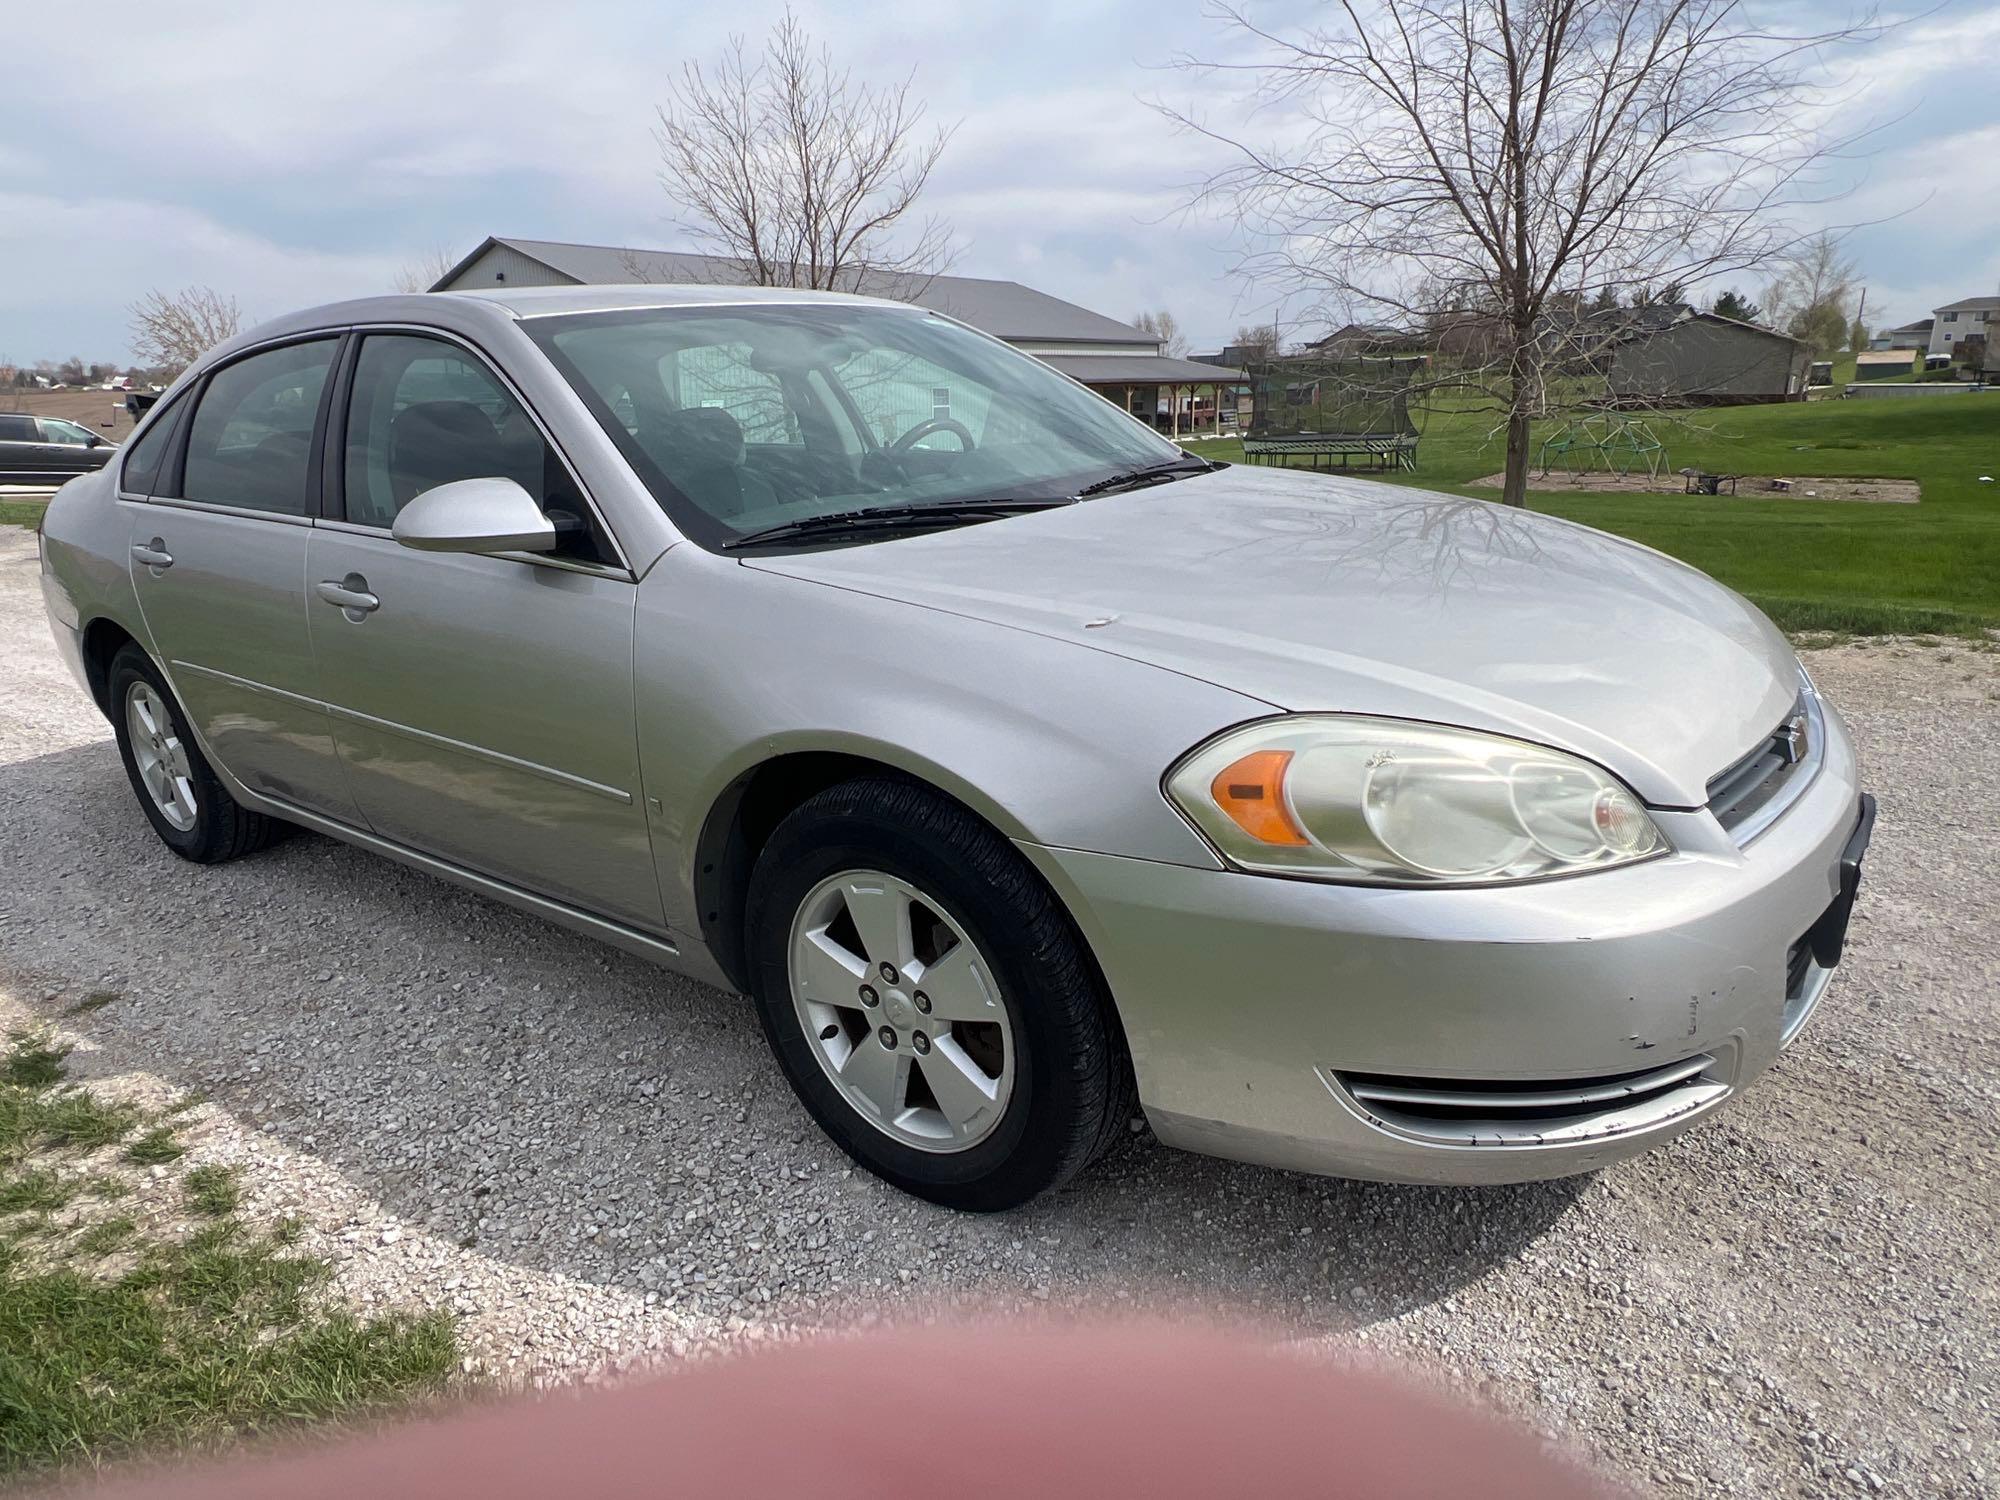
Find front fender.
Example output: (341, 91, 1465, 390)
(635, 549, 1264, 937)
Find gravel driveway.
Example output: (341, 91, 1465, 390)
(1, 525, 1994, 1498)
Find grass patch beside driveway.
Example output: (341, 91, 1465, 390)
(0, 499, 48, 532)
(0, 1029, 456, 1479)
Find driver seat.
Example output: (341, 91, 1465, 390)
(646, 407, 779, 519)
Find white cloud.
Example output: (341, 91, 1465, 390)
(0, 193, 401, 362)
(4, 0, 1996, 359)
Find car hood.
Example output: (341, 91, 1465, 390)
(745, 466, 1800, 805)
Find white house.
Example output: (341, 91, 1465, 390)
(1929, 296, 1998, 358)
(1869, 318, 1932, 351)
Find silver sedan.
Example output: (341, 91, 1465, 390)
(37, 285, 1873, 1210)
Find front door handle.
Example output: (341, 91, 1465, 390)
(315, 574, 380, 617)
(131, 538, 173, 570)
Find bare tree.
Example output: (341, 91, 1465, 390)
(1165, 2, 1884, 506)
(394, 244, 462, 294)
(1232, 322, 1282, 360)
(1762, 231, 1858, 358)
(128, 288, 242, 377)
(650, 8, 956, 295)
(1132, 310, 1191, 357)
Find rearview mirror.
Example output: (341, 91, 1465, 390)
(392, 477, 557, 555)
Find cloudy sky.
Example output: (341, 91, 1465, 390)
(4, 0, 1996, 365)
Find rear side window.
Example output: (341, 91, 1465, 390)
(177, 340, 336, 514)
(119, 397, 184, 494)
(0, 415, 36, 442)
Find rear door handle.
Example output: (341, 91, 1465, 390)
(315, 575, 380, 616)
(131, 539, 174, 569)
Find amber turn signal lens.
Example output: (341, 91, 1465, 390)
(1209, 749, 1309, 846)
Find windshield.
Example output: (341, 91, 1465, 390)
(528, 302, 1189, 549)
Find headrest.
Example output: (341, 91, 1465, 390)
(656, 405, 745, 466)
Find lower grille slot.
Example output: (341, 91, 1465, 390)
(1785, 938, 1813, 1000)
(1333, 1052, 1731, 1146)
(1345, 1055, 1714, 1122)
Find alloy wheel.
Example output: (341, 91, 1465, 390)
(125, 681, 197, 832)
(787, 869, 1014, 1153)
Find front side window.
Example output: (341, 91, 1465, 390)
(178, 340, 336, 513)
(40, 418, 97, 446)
(341, 333, 606, 561)
(531, 304, 1185, 549)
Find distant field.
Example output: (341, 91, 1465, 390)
(1186, 395, 2000, 636)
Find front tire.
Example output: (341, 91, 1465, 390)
(744, 777, 1133, 1211)
(107, 645, 283, 863)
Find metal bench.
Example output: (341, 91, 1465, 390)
(1240, 431, 1419, 472)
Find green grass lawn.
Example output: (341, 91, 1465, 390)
(0, 1028, 456, 1478)
(11, 396, 1998, 634)
(0, 499, 47, 532)
(1189, 395, 2000, 636)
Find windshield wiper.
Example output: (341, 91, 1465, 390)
(1074, 456, 1215, 498)
(721, 498, 1075, 550)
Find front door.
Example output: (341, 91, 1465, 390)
(37, 418, 111, 478)
(127, 337, 362, 823)
(305, 331, 661, 930)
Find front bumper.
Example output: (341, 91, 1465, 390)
(1021, 702, 1867, 1185)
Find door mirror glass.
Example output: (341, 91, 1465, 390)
(391, 476, 557, 555)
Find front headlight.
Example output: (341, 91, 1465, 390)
(1165, 716, 1668, 885)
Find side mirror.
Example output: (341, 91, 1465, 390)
(391, 477, 557, 555)
(87, 434, 106, 447)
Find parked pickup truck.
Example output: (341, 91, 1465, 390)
(0, 413, 119, 486)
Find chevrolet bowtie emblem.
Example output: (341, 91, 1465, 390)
(1777, 713, 1811, 765)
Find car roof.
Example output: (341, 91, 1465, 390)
(197, 283, 941, 378)
(446, 283, 927, 318)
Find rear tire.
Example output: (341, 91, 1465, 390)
(744, 777, 1133, 1211)
(107, 645, 284, 863)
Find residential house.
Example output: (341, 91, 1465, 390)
(1552, 304, 1810, 404)
(1929, 297, 1998, 359)
(1298, 323, 1420, 359)
(1869, 318, 1932, 351)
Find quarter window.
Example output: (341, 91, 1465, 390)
(340, 333, 606, 562)
(119, 395, 185, 495)
(178, 340, 336, 513)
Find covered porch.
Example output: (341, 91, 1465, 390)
(1035, 353, 1250, 440)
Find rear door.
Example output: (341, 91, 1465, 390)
(304, 330, 660, 929)
(126, 337, 363, 822)
(0, 414, 52, 483)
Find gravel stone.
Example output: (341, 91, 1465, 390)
(2, 528, 1995, 1496)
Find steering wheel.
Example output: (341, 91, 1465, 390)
(889, 416, 976, 453)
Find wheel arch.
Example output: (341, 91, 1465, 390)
(80, 615, 144, 716)
(689, 746, 1116, 1029)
